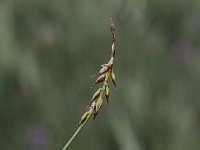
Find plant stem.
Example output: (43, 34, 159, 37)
(62, 18, 116, 150)
(62, 114, 92, 150)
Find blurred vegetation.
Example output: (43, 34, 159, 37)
(0, 0, 200, 150)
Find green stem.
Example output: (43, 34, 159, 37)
(62, 114, 92, 150)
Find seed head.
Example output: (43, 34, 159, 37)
(78, 18, 117, 126)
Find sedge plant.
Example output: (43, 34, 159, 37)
(62, 18, 117, 150)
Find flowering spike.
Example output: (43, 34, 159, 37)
(77, 18, 117, 126)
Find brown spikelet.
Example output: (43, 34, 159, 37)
(94, 74, 106, 85)
(98, 66, 109, 74)
(78, 112, 88, 126)
(90, 89, 101, 102)
(105, 85, 110, 104)
(111, 70, 116, 87)
(110, 17, 116, 57)
(96, 96, 103, 112)
(101, 63, 112, 68)
(93, 96, 103, 120)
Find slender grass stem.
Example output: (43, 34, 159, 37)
(62, 114, 92, 150)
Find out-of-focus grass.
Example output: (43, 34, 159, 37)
(0, 0, 200, 150)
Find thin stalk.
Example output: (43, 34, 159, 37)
(62, 114, 92, 150)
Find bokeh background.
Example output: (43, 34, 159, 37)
(1, 0, 200, 150)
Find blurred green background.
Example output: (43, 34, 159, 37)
(1, 0, 200, 150)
